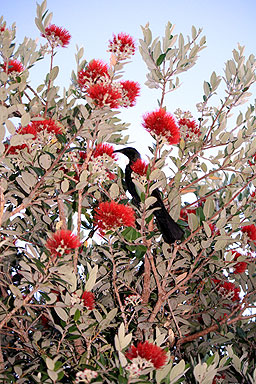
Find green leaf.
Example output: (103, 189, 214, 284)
(135, 245, 147, 259)
(74, 309, 81, 322)
(56, 133, 67, 143)
(121, 227, 141, 241)
(236, 327, 247, 340)
(117, 376, 128, 384)
(68, 325, 78, 333)
(156, 53, 166, 66)
(54, 361, 62, 371)
(206, 354, 215, 367)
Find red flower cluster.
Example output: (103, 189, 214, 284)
(77, 59, 110, 90)
(17, 124, 37, 138)
(77, 34, 139, 109)
(180, 207, 197, 221)
(213, 279, 240, 302)
(131, 158, 149, 176)
(125, 341, 167, 369)
(231, 251, 247, 274)
(87, 83, 122, 108)
(241, 224, 256, 244)
(178, 118, 200, 140)
(5, 143, 28, 155)
(120, 80, 140, 107)
(94, 201, 135, 235)
(213, 374, 226, 384)
(108, 33, 135, 60)
(81, 291, 95, 310)
(45, 230, 81, 257)
(42, 24, 71, 48)
(209, 223, 220, 236)
(92, 143, 117, 160)
(29, 119, 63, 135)
(2, 59, 24, 74)
(142, 109, 180, 145)
(5, 119, 62, 155)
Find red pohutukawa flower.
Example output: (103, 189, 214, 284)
(94, 201, 135, 235)
(42, 24, 71, 48)
(180, 207, 197, 221)
(131, 158, 149, 176)
(231, 251, 247, 274)
(17, 124, 37, 139)
(120, 80, 140, 107)
(2, 59, 24, 74)
(241, 224, 256, 243)
(92, 143, 117, 160)
(233, 261, 247, 274)
(87, 83, 122, 108)
(5, 143, 28, 155)
(79, 151, 87, 161)
(209, 223, 220, 236)
(108, 33, 135, 60)
(29, 119, 63, 135)
(142, 108, 180, 145)
(45, 230, 81, 257)
(178, 118, 200, 140)
(125, 341, 167, 369)
(77, 59, 110, 90)
(81, 291, 95, 310)
(213, 279, 240, 302)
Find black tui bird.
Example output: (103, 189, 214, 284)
(114, 147, 184, 244)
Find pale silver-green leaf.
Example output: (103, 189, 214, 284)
(39, 153, 52, 170)
(61, 179, 69, 193)
(109, 183, 119, 199)
(54, 307, 68, 322)
(85, 265, 98, 291)
(169, 359, 186, 382)
(21, 112, 30, 127)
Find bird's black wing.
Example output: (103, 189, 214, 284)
(151, 189, 184, 243)
(125, 164, 141, 207)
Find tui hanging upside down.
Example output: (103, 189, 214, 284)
(114, 147, 184, 244)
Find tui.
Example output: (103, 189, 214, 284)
(114, 147, 184, 244)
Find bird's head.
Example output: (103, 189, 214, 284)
(113, 147, 141, 164)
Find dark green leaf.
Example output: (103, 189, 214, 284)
(156, 53, 166, 66)
(121, 227, 141, 241)
(54, 361, 62, 371)
(68, 325, 78, 333)
(74, 309, 81, 322)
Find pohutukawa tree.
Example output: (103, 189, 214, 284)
(0, 1, 255, 383)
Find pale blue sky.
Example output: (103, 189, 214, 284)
(2, 0, 256, 154)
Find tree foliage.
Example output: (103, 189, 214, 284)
(0, 1, 255, 383)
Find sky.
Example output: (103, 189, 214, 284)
(2, 0, 256, 156)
